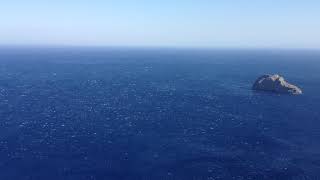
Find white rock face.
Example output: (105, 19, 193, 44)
(252, 74, 302, 95)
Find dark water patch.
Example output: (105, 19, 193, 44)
(0, 48, 320, 179)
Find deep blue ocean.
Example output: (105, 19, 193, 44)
(0, 47, 320, 180)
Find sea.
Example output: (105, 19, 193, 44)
(0, 47, 320, 180)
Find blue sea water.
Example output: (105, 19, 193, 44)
(0, 47, 320, 180)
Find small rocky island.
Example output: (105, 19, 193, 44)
(252, 74, 302, 95)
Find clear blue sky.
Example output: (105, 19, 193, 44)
(1, 0, 320, 49)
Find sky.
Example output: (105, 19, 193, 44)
(0, 0, 320, 49)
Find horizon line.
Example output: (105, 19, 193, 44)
(0, 44, 320, 52)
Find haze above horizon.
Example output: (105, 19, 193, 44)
(1, 0, 320, 49)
